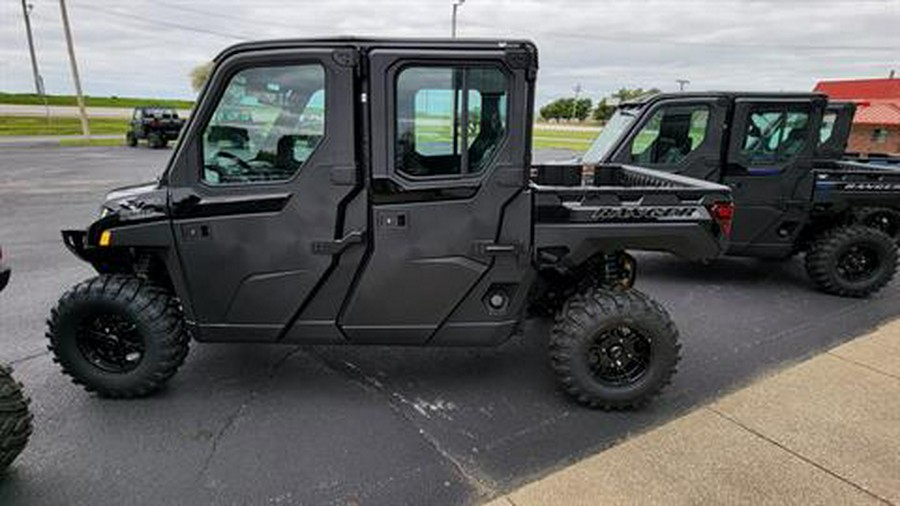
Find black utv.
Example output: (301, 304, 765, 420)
(0, 247, 33, 472)
(48, 38, 733, 410)
(126, 106, 185, 149)
(582, 92, 900, 297)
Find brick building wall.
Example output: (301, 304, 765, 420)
(847, 124, 900, 156)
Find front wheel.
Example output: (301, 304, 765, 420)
(46, 275, 190, 398)
(805, 225, 898, 297)
(125, 131, 137, 147)
(0, 364, 32, 471)
(549, 288, 680, 410)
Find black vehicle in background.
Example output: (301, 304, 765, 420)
(0, 246, 33, 472)
(126, 107, 185, 149)
(582, 92, 900, 297)
(47, 38, 734, 410)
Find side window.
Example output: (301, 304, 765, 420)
(819, 111, 837, 145)
(202, 64, 325, 185)
(629, 105, 709, 165)
(740, 108, 810, 165)
(395, 66, 508, 178)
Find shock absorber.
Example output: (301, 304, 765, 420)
(598, 251, 637, 290)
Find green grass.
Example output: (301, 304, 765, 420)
(0, 92, 193, 109)
(58, 138, 124, 147)
(532, 126, 598, 151)
(0, 115, 128, 136)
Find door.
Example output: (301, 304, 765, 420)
(609, 96, 727, 181)
(166, 47, 362, 342)
(722, 97, 825, 255)
(338, 46, 535, 345)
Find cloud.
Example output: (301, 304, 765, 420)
(1, 0, 897, 105)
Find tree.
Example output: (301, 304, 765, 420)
(189, 62, 214, 93)
(573, 97, 592, 121)
(611, 87, 661, 103)
(541, 97, 592, 122)
(540, 98, 571, 122)
(592, 98, 615, 122)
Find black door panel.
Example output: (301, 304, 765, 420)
(339, 48, 534, 345)
(168, 48, 361, 341)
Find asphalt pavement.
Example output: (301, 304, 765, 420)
(0, 146, 898, 505)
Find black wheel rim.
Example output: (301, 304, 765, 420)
(836, 244, 881, 283)
(867, 215, 898, 238)
(586, 325, 652, 386)
(75, 313, 145, 373)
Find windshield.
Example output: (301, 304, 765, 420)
(581, 108, 638, 164)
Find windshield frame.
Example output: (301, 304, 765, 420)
(581, 106, 640, 164)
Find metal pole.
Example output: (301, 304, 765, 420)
(676, 79, 690, 91)
(451, 0, 465, 38)
(59, 0, 90, 136)
(21, 0, 43, 95)
(452, 3, 458, 38)
(570, 84, 582, 121)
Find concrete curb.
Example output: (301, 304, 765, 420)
(486, 320, 900, 505)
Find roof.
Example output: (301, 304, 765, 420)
(214, 37, 538, 63)
(621, 91, 825, 107)
(814, 78, 900, 100)
(854, 101, 900, 126)
(814, 78, 900, 126)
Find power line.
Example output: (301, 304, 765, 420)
(465, 21, 896, 53)
(153, 0, 301, 31)
(89, 7, 251, 41)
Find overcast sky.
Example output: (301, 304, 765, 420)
(1, 0, 897, 106)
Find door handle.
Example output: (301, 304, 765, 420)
(311, 230, 365, 255)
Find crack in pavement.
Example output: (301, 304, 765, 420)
(306, 348, 498, 500)
(197, 345, 305, 481)
(8, 349, 50, 366)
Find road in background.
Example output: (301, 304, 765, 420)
(0, 147, 897, 505)
(0, 104, 192, 118)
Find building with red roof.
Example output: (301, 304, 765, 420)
(814, 76, 900, 156)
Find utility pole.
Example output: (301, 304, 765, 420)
(570, 83, 582, 121)
(59, 0, 90, 136)
(451, 0, 466, 38)
(676, 79, 690, 91)
(21, 0, 44, 95)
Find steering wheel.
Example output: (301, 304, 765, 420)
(213, 150, 252, 171)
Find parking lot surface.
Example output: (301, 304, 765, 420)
(1, 146, 898, 505)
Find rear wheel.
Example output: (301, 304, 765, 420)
(549, 288, 680, 410)
(805, 225, 898, 297)
(0, 364, 32, 471)
(147, 132, 163, 149)
(46, 275, 190, 398)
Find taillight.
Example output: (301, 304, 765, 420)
(709, 201, 734, 237)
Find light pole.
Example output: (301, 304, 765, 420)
(451, 0, 466, 38)
(570, 83, 582, 121)
(59, 0, 90, 136)
(21, 0, 44, 95)
(676, 79, 690, 91)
